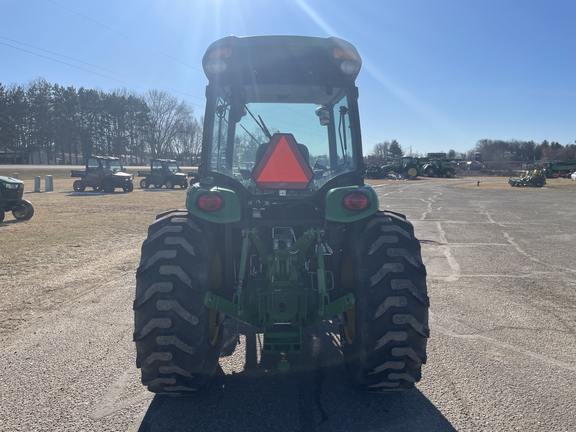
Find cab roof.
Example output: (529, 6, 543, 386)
(202, 35, 362, 86)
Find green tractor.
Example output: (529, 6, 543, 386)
(134, 36, 429, 395)
(0, 176, 34, 223)
(381, 157, 420, 178)
(419, 159, 456, 178)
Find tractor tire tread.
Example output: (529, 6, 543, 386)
(134, 211, 222, 395)
(343, 210, 429, 392)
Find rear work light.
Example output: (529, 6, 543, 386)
(340, 60, 360, 76)
(205, 59, 227, 74)
(197, 193, 224, 211)
(206, 47, 232, 74)
(334, 47, 360, 75)
(342, 192, 370, 211)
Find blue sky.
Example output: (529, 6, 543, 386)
(1, 0, 574, 156)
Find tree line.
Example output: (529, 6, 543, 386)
(370, 138, 576, 163)
(0, 78, 202, 165)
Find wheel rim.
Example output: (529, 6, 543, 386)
(12, 205, 28, 219)
(140, 179, 147, 188)
(407, 167, 418, 177)
(209, 252, 223, 346)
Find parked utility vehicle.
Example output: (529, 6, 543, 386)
(137, 159, 188, 189)
(509, 168, 546, 187)
(134, 36, 429, 396)
(0, 176, 34, 223)
(71, 156, 134, 193)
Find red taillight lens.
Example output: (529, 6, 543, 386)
(342, 193, 369, 211)
(197, 193, 224, 211)
(333, 48, 357, 60)
(208, 47, 232, 59)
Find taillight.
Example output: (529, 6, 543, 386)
(342, 192, 369, 211)
(197, 193, 224, 211)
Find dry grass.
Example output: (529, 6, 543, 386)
(0, 168, 190, 341)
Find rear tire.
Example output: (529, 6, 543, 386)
(0, 211, 5, 223)
(123, 182, 134, 193)
(422, 165, 435, 177)
(405, 165, 418, 178)
(140, 179, 149, 189)
(134, 211, 224, 396)
(342, 210, 429, 392)
(166, 180, 174, 189)
(12, 199, 34, 221)
(103, 181, 115, 193)
(73, 180, 85, 192)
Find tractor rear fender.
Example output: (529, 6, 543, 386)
(186, 184, 242, 223)
(185, 183, 378, 224)
(325, 184, 379, 222)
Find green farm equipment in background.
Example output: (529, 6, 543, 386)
(418, 158, 457, 178)
(381, 156, 420, 178)
(0, 176, 34, 223)
(137, 159, 188, 189)
(71, 155, 134, 193)
(540, 161, 576, 179)
(509, 168, 546, 187)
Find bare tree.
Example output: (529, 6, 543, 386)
(145, 89, 194, 158)
(371, 141, 390, 162)
(172, 116, 203, 159)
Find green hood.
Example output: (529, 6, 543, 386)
(0, 175, 24, 186)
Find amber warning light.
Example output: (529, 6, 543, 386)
(252, 134, 313, 190)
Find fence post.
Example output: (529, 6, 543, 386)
(35, 176, 41, 192)
(13, 173, 18, 179)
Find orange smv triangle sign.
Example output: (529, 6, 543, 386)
(253, 134, 313, 189)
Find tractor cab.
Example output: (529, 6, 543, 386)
(199, 36, 364, 200)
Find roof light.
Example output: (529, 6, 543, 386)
(197, 193, 224, 211)
(205, 58, 227, 74)
(340, 60, 360, 76)
(342, 192, 370, 211)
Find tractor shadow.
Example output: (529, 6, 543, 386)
(137, 321, 455, 432)
(0, 219, 27, 226)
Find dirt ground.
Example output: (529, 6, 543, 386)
(1, 167, 574, 342)
(0, 167, 190, 342)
